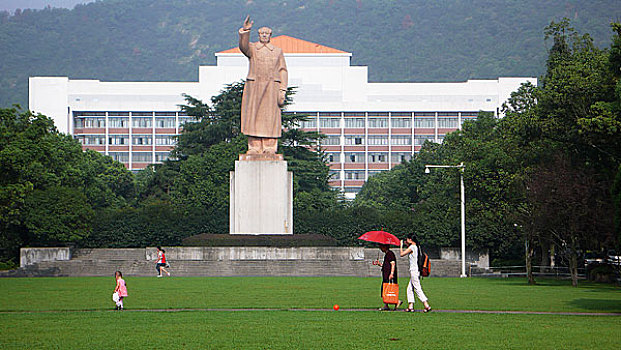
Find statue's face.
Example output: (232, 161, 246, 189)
(258, 28, 272, 44)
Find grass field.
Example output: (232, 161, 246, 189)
(1, 277, 620, 349)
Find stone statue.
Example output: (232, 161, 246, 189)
(238, 15, 288, 155)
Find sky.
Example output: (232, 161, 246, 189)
(0, 0, 95, 12)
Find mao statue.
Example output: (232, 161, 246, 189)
(238, 16, 288, 155)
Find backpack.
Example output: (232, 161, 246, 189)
(417, 245, 431, 277)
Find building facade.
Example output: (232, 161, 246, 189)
(29, 35, 536, 197)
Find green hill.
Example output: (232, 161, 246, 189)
(1, 0, 620, 108)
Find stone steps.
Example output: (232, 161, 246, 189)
(13, 247, 463, 277)
(23, 258, 461, 278)
(72, 248, 146, 261)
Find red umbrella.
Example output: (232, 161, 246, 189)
(358, 230, 400, 246)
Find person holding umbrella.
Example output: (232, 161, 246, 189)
(399, 234, 432, 312)
(375, 244, 402, 311)
(359, 230, 403, 311)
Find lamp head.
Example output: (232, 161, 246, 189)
(424, 167, 430, 174)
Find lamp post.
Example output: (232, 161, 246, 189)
(424, 162, 467, 278)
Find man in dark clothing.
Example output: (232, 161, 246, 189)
(376, 244, 402, 310)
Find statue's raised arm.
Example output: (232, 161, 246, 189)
(239, 15, 253, 57)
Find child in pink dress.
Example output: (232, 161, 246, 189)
(114, 271, 128, 310)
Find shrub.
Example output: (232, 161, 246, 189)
(181, 233, 338, 247)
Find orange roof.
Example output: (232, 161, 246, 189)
(218, 35, 349, 54)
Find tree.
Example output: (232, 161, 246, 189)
(78, 149, 135, 209)
(22, 187, 93, 245)
(501, 81, 542, 284)
(88, 200, 191, 248)
(0, 107, 134, 260)
(613, 164, 621, 248)
(137, 81, 334, 236)
(171, 136, 246, 215)
(527, 155, 613, 286)
(532, 20, 619, 285)
(281, 110, 332, 194)
(173, 82, 243, 158)
(356, 161, 423, 212)
(539, 19, 617, 170)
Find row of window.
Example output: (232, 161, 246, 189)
(75, 111, 480, 130)
(322, 134, 439, 146)
(76, 135, 176, 146)
(344, 187, 361, 194)
(296, 111, 481, 117)
(108, 152, 171, 163)
(74, 117, 194, 129)
(331, 170, 390, 181)
(300, 116, 477, 129)
(74, 111, 182, 117)
(326, 152, 413, 164)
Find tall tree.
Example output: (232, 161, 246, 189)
(527, 155, 613, 286)
(501, 81, 542, 284)
(0, 107, 133, 260)
(22, 187, 94, 245)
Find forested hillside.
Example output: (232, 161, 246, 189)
(1, 0, 620, 108)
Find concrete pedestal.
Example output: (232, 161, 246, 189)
(230, 159, 293, 234)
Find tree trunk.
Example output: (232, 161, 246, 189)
(550, 245, 555, 268)
(540, 239, 550, 273)
(569, 238, 579, 287)
(569, 252, 578, 287)
(526, 235, 536, 285)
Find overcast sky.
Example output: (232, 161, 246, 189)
(0, 0, 96, 12)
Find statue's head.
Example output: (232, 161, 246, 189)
(258, 27, 272, 44)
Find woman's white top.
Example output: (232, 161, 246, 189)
(408, 244, 419, 275)
(157, 251, 163, 263)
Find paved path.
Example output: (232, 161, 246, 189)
(3, 308, 621, 316)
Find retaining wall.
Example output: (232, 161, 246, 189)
(10, 247, 463, 278)
(440, 248, 489, 269)
(20, 247, 71, 267)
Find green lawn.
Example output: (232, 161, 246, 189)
(1, 277, 620, 349)
(1, 276, 619, 312)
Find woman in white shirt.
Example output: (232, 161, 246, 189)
(399, 234, 432, 312)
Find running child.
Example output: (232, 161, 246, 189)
(156, 246, 171, 277)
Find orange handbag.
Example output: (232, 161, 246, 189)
(382, 282, 399, 304)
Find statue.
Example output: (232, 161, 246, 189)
(238, 16, 288, 155)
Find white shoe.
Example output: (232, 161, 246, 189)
(167, 272, 170, 276)
(157, 274, 162, 278)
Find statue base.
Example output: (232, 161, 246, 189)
(230, 159, 293, 235)
(239, 153, 283, 161)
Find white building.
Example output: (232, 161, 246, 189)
(29, 35, 536, 197)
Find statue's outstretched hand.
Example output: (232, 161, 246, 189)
(243, 15, 253, 31)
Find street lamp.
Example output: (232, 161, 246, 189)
(424, 162, 467, 278)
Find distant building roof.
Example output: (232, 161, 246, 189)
(218, 35, 349, 54)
